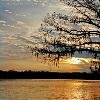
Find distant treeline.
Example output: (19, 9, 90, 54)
(0, 70, 100, 80)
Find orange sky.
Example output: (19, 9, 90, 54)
(0, 54, 90, 72)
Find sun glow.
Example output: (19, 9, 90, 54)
(60, 57, 90, 64)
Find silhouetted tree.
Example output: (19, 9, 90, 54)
(90, 61, 100, 73)
(31, 0, 100, 66)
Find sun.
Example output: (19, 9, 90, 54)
(60, 57, 90, 65)
(64, 57, 81, 64)
(70, 57, 81, 64)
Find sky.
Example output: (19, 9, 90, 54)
(0, 0, 99, 72)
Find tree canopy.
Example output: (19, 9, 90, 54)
(30, 0, 100, 68)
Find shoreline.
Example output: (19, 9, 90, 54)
(0, 71, 100, 80)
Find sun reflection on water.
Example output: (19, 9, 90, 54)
(65, 81, 90, 100)
(0, 80, 100, 100)
(48, 80, 100, 100)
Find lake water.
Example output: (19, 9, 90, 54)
(0, 80, 100, 100)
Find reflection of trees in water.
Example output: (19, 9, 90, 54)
(29, 0, 100, 71)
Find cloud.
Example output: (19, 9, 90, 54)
(48, 2, 73, 11)
(2, 50, 17, 57)
(4, 9, 13, 14)
(1, 23, 17, 29)
(4, 10, 10, 12)
(16, 0, 21, 2)
(1, 20, 27, 30)
(0, 29, 4, 33)
(16, 21, 25, 25)
(15, 13, 26, 17)
(0, 20, 6, 24)
(31, 0, 47, 7)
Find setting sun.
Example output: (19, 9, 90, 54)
(60, 57, 90, 65)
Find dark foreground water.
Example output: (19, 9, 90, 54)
(0, 80, 100, 100)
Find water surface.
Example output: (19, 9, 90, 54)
(0, 79, 100, 100)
